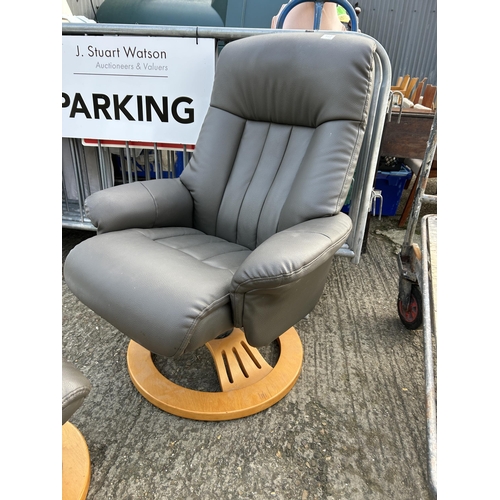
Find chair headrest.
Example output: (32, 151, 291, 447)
(210, 32, 376, 128)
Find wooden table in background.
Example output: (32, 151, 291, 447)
(380, 109, 435, 159)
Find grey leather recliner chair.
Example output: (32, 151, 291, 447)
(64, 31, 378, 420)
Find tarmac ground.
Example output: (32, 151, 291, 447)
(62, 176, 437, 500)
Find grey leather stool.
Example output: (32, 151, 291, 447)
(62, 358, 91, 500)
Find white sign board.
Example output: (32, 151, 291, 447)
(62, 36, 216, 144)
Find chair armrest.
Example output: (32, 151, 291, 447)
(230, 213, 352, 346)
(85, 179, 194, 234)
(62, 358, 91, 425)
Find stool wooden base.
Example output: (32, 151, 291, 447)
(127, 327, 303, 421)
(62, 422, 91, 500)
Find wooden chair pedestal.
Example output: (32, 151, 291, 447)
(62, 422, 91, 500)
(127, 327, 304, 421)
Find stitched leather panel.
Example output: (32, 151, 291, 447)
(181, 32, 375, 249)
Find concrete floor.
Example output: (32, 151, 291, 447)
(62, 177, 437, 500)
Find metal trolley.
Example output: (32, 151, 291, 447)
(396, 113, 437, 498)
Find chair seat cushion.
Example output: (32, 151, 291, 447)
(64, 227, 251, 358)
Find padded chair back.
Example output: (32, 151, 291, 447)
(180, 32, 376, 250)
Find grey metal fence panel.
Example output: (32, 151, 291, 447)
(357, 0, 437, 85)
(65, 0, 103, 19)
(65, 0, 436, 87)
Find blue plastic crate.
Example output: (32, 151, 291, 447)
(112, 150, 185, 181)
(373, 165, 412, 216)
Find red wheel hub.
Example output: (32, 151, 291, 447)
(399, 295, 419, 322)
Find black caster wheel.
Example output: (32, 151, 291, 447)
(397, 285, 423, 330)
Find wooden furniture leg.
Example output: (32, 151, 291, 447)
(398, 159, 437, 227)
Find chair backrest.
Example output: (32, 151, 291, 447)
(412, 78, 427, 104)
(180, 32, 376, 250)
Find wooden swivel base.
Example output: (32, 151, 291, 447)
(127, 327, 303, 421)
(62, 422, 91, 500)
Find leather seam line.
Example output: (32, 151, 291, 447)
(214, 115, 247, 237)
(62, 387, 90, 407)
(175, 294, 231, 356)
(235, 120, 270, 246)
(140, 182, 160, 227)
(256, 124, 293, 240)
